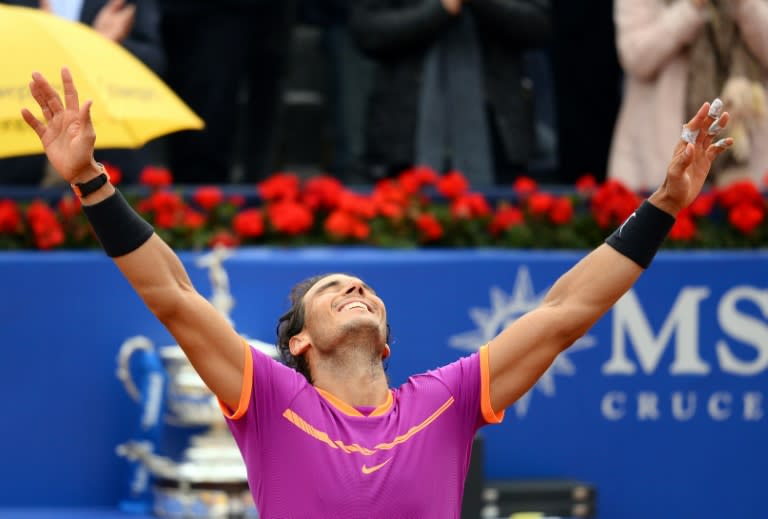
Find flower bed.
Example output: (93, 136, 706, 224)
(0, 165, 766, 250)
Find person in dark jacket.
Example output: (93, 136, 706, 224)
(350, 0, 551, 186)
(0, 0, 164, 185)
(159, 0, 296, 184)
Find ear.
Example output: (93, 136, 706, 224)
(382, 343, 391, 360)
(289, 333, 311, 357)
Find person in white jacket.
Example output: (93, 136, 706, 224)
(608, 0, 768, 191)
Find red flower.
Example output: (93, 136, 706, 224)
(669, 209, 696, 241)
(378, 201, 405, 220)
(451, 193, 491, 219)
(339, 191, 376, 219)
(718, 180, 763, 209)
(399, 166, 438, 195)
(513, 176, 538, 198)
(437, 170, 469, 199)
(325, 211, 370, 240)
(233, 209, 265, 238)
(139, 166, 173, 189)
(208, 230, 240, 248)
(590, 179, 640, 229)
(549, 197, 574, 225)
(728, 203, 765, 234)
(575, 174, 597, 194)
(267, 201, 314, 235)
(34, 220, 65, 249)
(489, 205, 523, 235)
(352, 220, 371, 240)
(26, 200, 54, 225)
(373, 180, 408, 219)
(155, 210, 179, 229)
(303, 175, 344, 211)
(101, 162, 121, 185)
(101, 162, 122, 186)
(0, 199, 22, 234)
(528, 192, 555, 216)
(182, 209, 206, 230)
(146, 191, 185, 214)
(258, 172, 300, 202)
(416, 213, 443, 241)
(57, 195, 81, 219)
(689, 191, 717, 217)
(26, 200, 64, 250)
(193, 186, 224, 211)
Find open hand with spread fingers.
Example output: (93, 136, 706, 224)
(21, 67, 101, 185)
(650, 99, 734, 216)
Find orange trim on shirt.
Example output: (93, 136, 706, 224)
(369, 390, 394, 416)
(218, 339, 254, 420)
(315, 387, 394, 417)
(282, 396, 454, 456)
(374, 396, 454, 450)
(480, 344, 505, 424)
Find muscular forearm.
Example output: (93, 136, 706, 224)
(542, 244, 643, 343)
(114, 234, 196, 320)
(77, 168, 195, 319)
(543, 193, 681, 343)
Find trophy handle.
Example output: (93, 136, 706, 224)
(117, 336, 156, 402)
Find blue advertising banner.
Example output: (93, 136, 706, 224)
(0, 248, 765, 518)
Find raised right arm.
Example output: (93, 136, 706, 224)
(21, 68, 244, 410)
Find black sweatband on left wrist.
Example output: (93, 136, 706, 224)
(82, 190, 154, 258)
(605, 200, 676, 269)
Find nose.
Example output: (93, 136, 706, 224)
(345, 283, 365, 296)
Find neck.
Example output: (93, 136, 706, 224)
(311, 347, 389, 408)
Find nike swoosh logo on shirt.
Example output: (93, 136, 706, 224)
(361, 458, 392, 475)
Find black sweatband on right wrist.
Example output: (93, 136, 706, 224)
(605, 200, 676, 269)
(82, 190, 154, 258)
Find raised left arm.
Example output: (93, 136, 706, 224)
(486, 101, 733, 412)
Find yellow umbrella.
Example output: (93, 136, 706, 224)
(0, 4, 204, 158)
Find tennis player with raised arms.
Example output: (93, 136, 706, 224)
(22, 67, 732, 517)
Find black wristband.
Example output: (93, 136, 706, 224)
(605, 200, 676, 268)
(82, 190, 154, 258)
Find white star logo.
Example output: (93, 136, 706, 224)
(448, 266, 596, 418)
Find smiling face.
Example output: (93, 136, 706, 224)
(289, 273, 389, 361)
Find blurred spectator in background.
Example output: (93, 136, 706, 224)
(0, 0, 164, 185)
(297, 0, 375, 184)
(550, 0, 622, 184)
(350, 0, 552, 187)
(608, 0, 768, 191)
(159, 0, 296, 184)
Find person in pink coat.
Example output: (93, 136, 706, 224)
(608, 0, 768, 191)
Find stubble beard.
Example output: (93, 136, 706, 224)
(321, 317, 387, 373)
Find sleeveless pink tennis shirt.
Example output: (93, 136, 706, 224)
(221, 344, 504, 518)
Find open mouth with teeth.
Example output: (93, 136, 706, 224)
(339, 301, 370, 312)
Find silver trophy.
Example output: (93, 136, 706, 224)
(116, 246, 277, 518)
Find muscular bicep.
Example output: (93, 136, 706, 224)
(113, 235, 246, 409)
(160, 291, 246, 410)
(486, 304, 576, 413)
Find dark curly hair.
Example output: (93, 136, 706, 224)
(275, 273, 390, 384)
